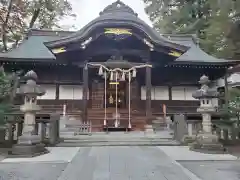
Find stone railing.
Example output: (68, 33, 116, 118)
(215, 126, 240, 145)
(3, 112, 61, 147)
(173, 116, 240, 145)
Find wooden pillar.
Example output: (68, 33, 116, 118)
(55, 84, 59, 100)
(168, 85, 172, 100)
(146, 65, 152, 121)
(82, 64, 88, 123)
(126, 81, 129, 109)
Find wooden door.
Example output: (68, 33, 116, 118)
(106, 81, 126, 108)
(91, 81, 104, 109)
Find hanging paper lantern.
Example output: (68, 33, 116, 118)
(121, 72, 125, 81)
(110, 71, 114, 81)
(132, 68, 136, 78)
(98, 66, 103, 75)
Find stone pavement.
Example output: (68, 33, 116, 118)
(0, 146, 239, 180)
(180, 161, 240, 180)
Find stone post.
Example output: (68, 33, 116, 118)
(10, 70, 48, 157)
(191, 75, 224, 153)
(187, 123, 193, 136)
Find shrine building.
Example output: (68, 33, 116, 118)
(0, 1, 238, 131)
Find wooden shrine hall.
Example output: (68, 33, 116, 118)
(0, 0, 238, 131)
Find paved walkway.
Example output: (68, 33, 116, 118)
(0, 146, 239, 180)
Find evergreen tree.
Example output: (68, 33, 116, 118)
(143, 0, 240, 59)
(0, 0, 76, 52)
(0, 66, 14, 125)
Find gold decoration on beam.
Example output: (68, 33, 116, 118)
(104, 28, 132, 35)
(52, 47, 66, 54)
(168, 50, 182, 57)
(109, 82, 119, 85)
(109, 94, 114, 104)
(143, 38, 154, 50)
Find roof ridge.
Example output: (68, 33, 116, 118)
(27, 28, 75, 37)
(162, 34, 199, 45)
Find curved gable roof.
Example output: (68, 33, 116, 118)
(45, 1, 188, 52)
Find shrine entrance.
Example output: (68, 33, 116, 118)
(106, 81, 126, 108)
(86, 59, 152, 129)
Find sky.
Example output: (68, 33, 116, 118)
(60, 0, 152, 30)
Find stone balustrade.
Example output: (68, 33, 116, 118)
(3, 113, 60, 147)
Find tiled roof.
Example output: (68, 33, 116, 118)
(163, 34, 235, 63)
(0, 35, 58, 61)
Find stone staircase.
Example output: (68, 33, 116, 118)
(57, 131, 179, 147)
(87, 108, 147, 131)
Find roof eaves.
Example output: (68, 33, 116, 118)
(170, 60, 238, 65)
(0, 56, 56, 62)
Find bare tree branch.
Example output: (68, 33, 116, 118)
(1, 0, 14, 51)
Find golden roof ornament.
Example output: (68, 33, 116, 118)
(52, 47, 66, 54)
(168, 50, 182, 57)
(104, 28, 132, 35)
(99, 0, 138, 16)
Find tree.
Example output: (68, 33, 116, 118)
(0, 0, 76, 52)
(0, 66, 15, 125)
(216, 87, 240, 140)
(143, 0, 240, 59)
(227, 88, 240, 126)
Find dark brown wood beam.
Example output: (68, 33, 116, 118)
(168, 86, 172, 100)
(82, 63, 89, 123)
(143, 53, 152, 121)
(55, 84, 59, 100)
(84, 48, 148, 58)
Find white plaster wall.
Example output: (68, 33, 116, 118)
(141, 86, 169, 100)
(172, 86, 198, 101)
(59, 85, 88, 100)
(59, 85, 74, 100)
(185, 86, 198, 100)
(72, 85, 83, 100)
(172, 86, 185, 100)
(37, 85, 56, 100)
(154, 86, 169, 100)
(141, 86, 146, 100)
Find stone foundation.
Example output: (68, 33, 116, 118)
(190, 132, 225, 154)
(9, 143, 49, 157)
(181, 135, 196, 145)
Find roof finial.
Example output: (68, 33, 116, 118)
(99, 0, 138, 16)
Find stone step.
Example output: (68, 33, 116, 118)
(56, 140, 180, 147)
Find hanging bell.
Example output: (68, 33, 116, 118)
(121, 72, 125, 81)
(132, 68, 137, 78)
(110, 71, 114, 81)
(98, 66, 103, 76)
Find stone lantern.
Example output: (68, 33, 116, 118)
(11, 70, 48, 156)
(191, 75, 224, 153)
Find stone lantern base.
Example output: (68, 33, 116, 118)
(181, 135, 196, 145)
(9, 135, 49, 157)
(190, 132, 225, 154)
